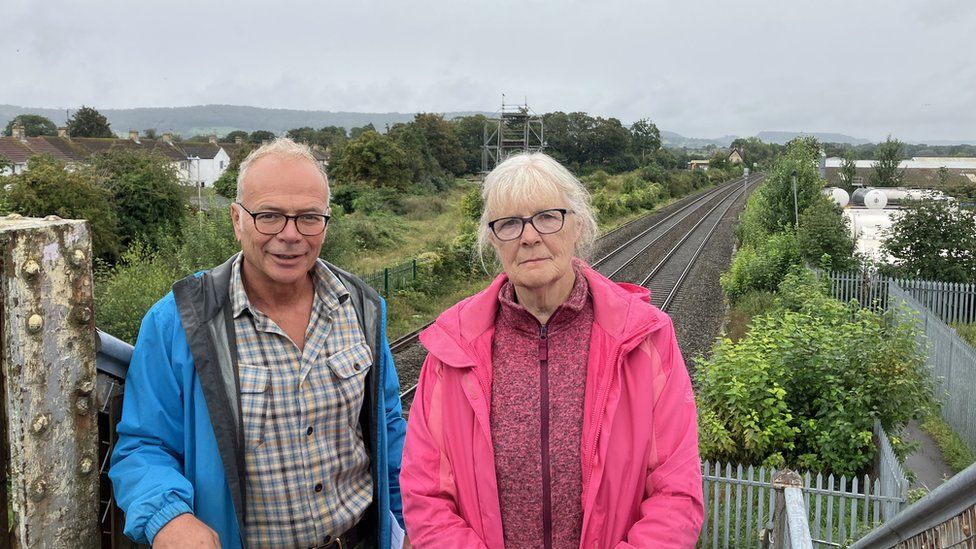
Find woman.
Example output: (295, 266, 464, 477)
(400, 153, 703, 548)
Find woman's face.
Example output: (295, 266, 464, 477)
(488, 190, 579, 292)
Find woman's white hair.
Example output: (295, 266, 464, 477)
(236, 137, 330, 203)
(476, 152, 598, 265)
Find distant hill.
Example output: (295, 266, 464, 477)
(0, 104, 489, 138)
(661, 131, 737, 149)
(756, 131, 872, 146)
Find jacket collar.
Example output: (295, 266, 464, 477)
(420, 260, 664, 368)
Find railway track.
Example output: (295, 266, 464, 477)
(396, 175, 761, 403)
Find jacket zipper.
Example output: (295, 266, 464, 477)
(539, 323, 552, 549)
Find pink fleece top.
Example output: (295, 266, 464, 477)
(490, 260, 592, 549)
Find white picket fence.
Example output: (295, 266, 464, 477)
(700, 423, 908, 548)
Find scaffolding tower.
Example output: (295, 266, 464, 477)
(482, 98, 545, 173)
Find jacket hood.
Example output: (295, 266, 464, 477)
(420, 261, 668, 368)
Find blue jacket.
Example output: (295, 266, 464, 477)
(110, 255, 407, 547)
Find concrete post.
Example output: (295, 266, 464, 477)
(0, 214, 98, 547)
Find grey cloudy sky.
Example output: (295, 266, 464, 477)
(3, 0, 975, 142)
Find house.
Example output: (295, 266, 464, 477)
(728, 148, 744, 164)
(0, 127, 233, 187)
(688, 159, 710, 172)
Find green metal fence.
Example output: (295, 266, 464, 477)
(361, 259, 418, 296)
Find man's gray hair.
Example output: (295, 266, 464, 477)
(476, 152, 599, 264)
(236, 137, 330, 203)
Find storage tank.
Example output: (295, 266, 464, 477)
(864, 189, 888, 209)
(822, 187, 850, 208)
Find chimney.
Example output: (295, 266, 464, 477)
(58, 127, 68, 139)
(162, 132, 173, 143)
(11, 124, 26, 142)
(208, 134, 217, 144)
(129, 130, 140, 142)
(234, 136, 244, 145)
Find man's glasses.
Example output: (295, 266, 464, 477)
(487, 208, 572, 241)
(235, 202, 330, 236)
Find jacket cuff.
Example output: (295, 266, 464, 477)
(145, 500, 194, 544)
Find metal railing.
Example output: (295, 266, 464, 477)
(819, 270, 976, 325)
(360, 258, 418, 296)
(821, 270, 976, 454)
(849, 461, 976, 549)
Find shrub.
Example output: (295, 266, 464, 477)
(720, 231, 800, 302)
(5, 154, 121, 260)
(797, 197, 857, 272)
(91, 148, 187, 252)
(698, 270, 931, 476)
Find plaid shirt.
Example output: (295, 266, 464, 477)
(231, 256, 373, 547)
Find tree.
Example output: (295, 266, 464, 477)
(213, 143, 254, 199)
(630, 118, 661, 163)
(938, 166, 950, 186)
(797, 197, 857, 271)
(0, 154, 11, 172)
(248, 130, 276, 143)
(413, 113, 466, 176)
(91, 148, 187, 251)
(224, 130, 248, 142)
(759, 139, 824, 233)
(450, 114, 487, 174)
(3, 114, 57, 137)
(349, 123, 376, 139)
(388, 122, 443, 189)
(881, 199, 976, 283)
(5, 154, 121, 259)
(67, 105, 114, 138)
(870, 136, 904, 187)
(143, 128, 158, 139)
(329, 131, 408, 188)
(840, 148, 858, 188)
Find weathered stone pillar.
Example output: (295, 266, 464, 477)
(0, 214, 98, 547)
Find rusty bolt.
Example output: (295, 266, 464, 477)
(70, 248, 86, 267)
(31, 414, 50, 435)
(23, 260, 41, 278)
(29, 479, 47, 502)
(74, 306, 93, 324)
(75, 396, 91, 415)
(78, 457, 94, 475)
(44, 214, 62, 222)
(27, 314, 43, 333)
(5, 213, 23, 220)
(77, 380, 95, 395)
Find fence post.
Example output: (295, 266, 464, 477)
(383, 267, 389, 296)
(770, 469, 811, 548)
(0, 216, 99, 546)
(412, 259, 417, 282)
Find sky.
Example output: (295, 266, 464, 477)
(2, 0, 975, 142)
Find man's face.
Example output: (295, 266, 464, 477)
(232, 155, 330, 291)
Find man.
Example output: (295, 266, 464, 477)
(110, 138, 407, 548)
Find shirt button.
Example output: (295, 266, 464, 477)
(353, 363, 360, 371)
(306, 426, 314, 436)
(314, 482, 323, 493)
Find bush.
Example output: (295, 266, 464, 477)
(797, 198, 857, 271)
(5, 154, 121, 260)
(459, 187, 484, 222)
(698, 269, 931, 476)
(95, 244, 180, 344)
(91, 148, 187, 252)
(720, 231, 800, 302)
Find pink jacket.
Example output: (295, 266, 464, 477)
(400, 264, 704, 548)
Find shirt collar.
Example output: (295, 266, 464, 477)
(230, 255, 349, 319)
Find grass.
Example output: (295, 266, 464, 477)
(386, 276, 493, 340)
(952, 322, 976, 348)
(343, 181, 476, 275)
(724, 290, 777, 342)
(920, 408, 976, 474)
